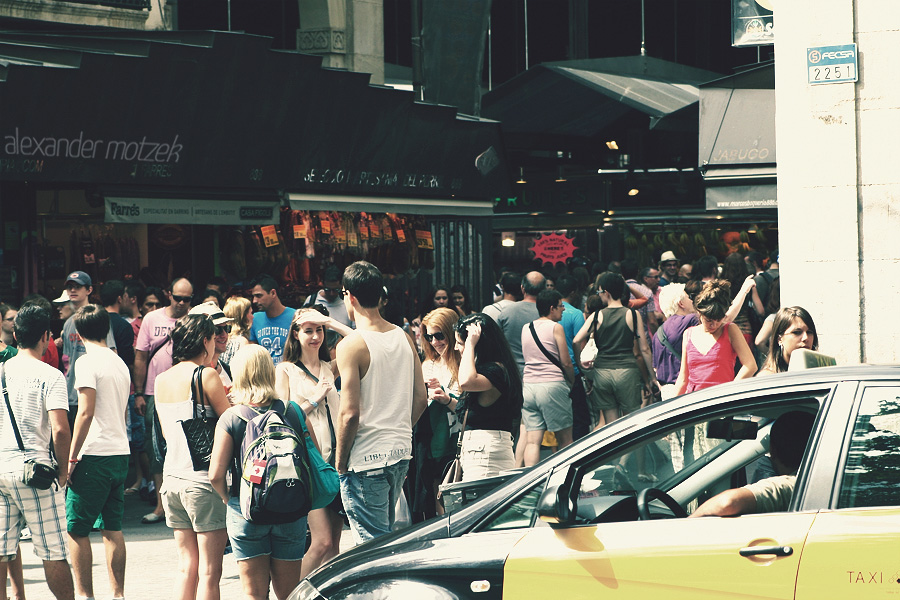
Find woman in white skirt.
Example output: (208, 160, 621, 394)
(455, 313, 523, 482)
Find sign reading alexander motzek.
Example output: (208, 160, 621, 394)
(807, 44, 858, 85)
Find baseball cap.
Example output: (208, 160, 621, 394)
(188, 301, 233, 326)
(65, 271, 92, 287)
(52, 290, 70, 304)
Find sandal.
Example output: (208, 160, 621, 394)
(124, 485, 141, 495)
(141, 512, 165, 524)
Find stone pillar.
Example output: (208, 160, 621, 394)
(775, 1, 900, 364)
(297, 0, 383, 85)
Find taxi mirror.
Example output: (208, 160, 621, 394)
(707, 417, 757, 441)
(537, 484, 575, 527)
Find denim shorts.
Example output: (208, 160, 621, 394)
(225, 498, 307, 561)
(339, 459, 409, 545)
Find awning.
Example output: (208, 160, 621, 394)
(286, 193, 494, 217)
(699, 63, 775, 170)
(482, 56, 722, 138)
(105, 196, 280, 225)
(0, 30, 509, 205)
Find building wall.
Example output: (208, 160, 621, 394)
(776, 1, 900, 363)
(298, 0, 384, 85)
(0, 0, 164, 30)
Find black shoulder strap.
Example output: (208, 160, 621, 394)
(293, 361, 337, 450)
(630, 307, 639, 340)
(529, 322, 564, 373)
(656, 325, 681, 359)
(0, 364, 26, 451)
(218, 359, 232, 380)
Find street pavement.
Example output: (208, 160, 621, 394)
(17, 489, 355, 600)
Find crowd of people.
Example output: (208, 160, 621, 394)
(0, 248, 821, 599)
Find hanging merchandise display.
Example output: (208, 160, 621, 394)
(67, 225, 141, 285)
(216, 208, 436, 309)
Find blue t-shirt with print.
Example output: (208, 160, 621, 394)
(249, 307, 295, 365)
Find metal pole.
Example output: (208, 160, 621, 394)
(227, 0, 231, 31)
(488, 14, 492, 90)
(411, 0, 425, 100)
(640, 0, 646, 56)
(523, 0, 529, 70)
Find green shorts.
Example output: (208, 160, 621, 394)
(66, 455, 129, 537)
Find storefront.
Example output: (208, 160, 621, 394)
(0, 30, 508, 313)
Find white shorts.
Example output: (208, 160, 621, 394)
(459, 430, 514, 482)
(0, 472, 69, 562)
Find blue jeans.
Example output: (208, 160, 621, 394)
(340, 460, 409, 545)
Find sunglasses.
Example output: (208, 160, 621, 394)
(172, 295, 193, 303)
(423, 331, 446, 342)
(215, 326, 228, 336)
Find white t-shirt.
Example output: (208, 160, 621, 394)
(0, 355, 69, 472)
(73, 346, 130, 457)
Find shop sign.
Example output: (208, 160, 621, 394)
(260, 225, 279, 247)
(732, 0, 774, 47)
(415, 230, 434, 250)
(395, 227, 406, 243)
(105, 198, 280, 225)
(807, 44, 858, 85)
(530, 233, 576, 266)
(705, 184, 777, 210)
(319, 215, 332, 235)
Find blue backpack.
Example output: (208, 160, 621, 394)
(236, 402, 312, 524)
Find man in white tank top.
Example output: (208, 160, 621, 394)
(335, 262, 427, 544)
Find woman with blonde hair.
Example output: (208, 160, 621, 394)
(154, 313, 231, 600)
(274, 308, 352, 577)
(219, 295, 252, 367)
(416, 307, 461, 516)
(210, 344, 318, 600)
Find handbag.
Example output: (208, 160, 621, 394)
(289, 400, 340, 510)
(437, 408, 469, 500)
(0, 364, 59, 490)
(179, 365, 218, 471)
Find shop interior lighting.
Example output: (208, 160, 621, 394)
(748, 223, 760, 233)
(628, 188, 640, 196)
(555, 167, 567, 182)
(606, 140, 619, 150)
(516, 167, 527, 184)
(501, 232, 516, 247)
(596, 168, 629, 174)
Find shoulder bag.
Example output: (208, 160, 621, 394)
(0, 364, 59, 490)
(437, 407, 469, 501)
(179, 365, 218, 471)
(288, 400, 340, 510)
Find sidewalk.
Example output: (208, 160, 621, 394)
(18, 489, 355, 600)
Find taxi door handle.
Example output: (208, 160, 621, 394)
(739, 545, 793, 557)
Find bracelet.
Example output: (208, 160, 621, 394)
(69, 459, 79, 463)
(308, 398, 319, 408)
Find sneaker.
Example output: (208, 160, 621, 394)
(19, 527, 31, 541)
(141, 512, 165, 524)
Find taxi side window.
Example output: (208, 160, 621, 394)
(480, 479, 547, 531)
(838, 387, 900, 508)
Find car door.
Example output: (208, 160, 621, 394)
(795, 383, 900, 599)
(504, 512, 816, 599)
(502, 391, 829, 600)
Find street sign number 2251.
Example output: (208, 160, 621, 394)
(809, 63, 855, 83)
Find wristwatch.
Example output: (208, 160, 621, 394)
(308, 398, 319, 408)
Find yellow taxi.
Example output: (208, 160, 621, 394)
(291, 365, 900, 600)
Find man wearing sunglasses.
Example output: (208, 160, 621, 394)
(310, 265, 353, 329)
(133, 276, 194, 524)
(62, 271, 118, 431)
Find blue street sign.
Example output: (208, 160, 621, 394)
(807, 44, 858, 85)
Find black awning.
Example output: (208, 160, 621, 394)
(0, 30, 509, 204)
(482, 56, 722, 138)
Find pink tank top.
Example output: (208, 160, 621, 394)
(684, 324, 737, 393)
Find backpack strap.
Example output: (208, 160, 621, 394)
(656, 325, 681, 359)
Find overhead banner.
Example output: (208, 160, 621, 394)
(732, 0, 774, 47)
(105, 197, 280, 225)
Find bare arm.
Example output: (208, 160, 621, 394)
(552, 323, 575, 386)
(725, 276, 757, 323)
(208, 426, 233, 502)
(755, 316, 774, 349)
(673, 331, 690, 396)
(50, 409, 71, 488)
(69, 387, 96, 475)
(729, 324, 758, 380)
(326, 317, 354, 339)
(133, 348, 148, 415)
(407, 333, 427, 426)
(457, 325, 494, 393)
(690, 487, 757, 518)
(274, 363, 291, 404)
(334, 335, 365, 474)
(633, 311, 659, 388)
